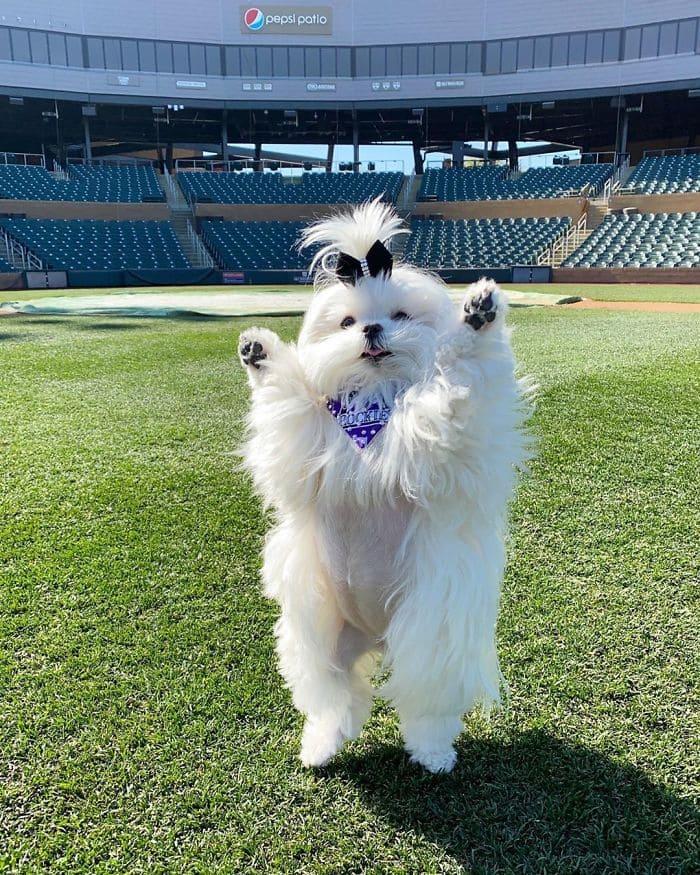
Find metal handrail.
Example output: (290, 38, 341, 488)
(186, 220, 214, 268)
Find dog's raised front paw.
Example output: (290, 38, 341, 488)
(464, 278, 500, 331)
(238, 327, 278, 370)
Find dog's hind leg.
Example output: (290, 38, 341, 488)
(265, 522, 375, 767)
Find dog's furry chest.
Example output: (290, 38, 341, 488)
(316, 499, 414, 638)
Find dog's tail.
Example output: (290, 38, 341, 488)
(299, 197, 408, 281)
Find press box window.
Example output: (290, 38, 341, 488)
(517, 38, 534, 70)
(355, 47, 369, 77)
(240, 46, 256, 77)
(640, 25, 659, 58)
(289, 47, 304, 76)
(677, 19, 697, 54)
(29, 30, 49, 64)
(434, 44, 450, 74)
(189, 43, 206, 75)
(225, 46, 241, 77)
(466, 43, 481, 73)
(138, 40, 156, 72)
(10, 29, 31, 63)
(602, 30, 620, 62)
(485, 41, 500, 74)
(87, 37, 105, 68)
(306, 47, 320, 77)
(256, 46, 273, 77)
(65, 35, 83, 67)
(623, 27, 641, 60)
(418, 44, 433, 75)
(658, 21, 678, 56)
(156, 42, 173, 73)
(48, 33, 67, 66)
(450, 43, 466, 73)
(370, 46, 385, 77)
(386, 45, 401, 76)
(586, 32, 603, 64)
(121, 40, 138, 72)
(402, 45, 417, 76)
(501, 40, 516, 73)
(272, 47, 288, 76)
(569, 32, 586, 65)
(205, 45, 221, 75)
(173, 42, 189, 74)
(0, 28, 10, 61)
(336, 47, 351, 77)
(104, 39, 121, 70)
(533, 37, 550, 68)
(320, 47, 335, 77)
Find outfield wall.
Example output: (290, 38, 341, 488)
(553, 267, 700, 284)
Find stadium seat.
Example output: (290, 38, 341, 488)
(563, 211, 700, 268)
(418, 165, 614, 201)
(0, 218, 190, 269)
(404, 216, 570, 268)
(0, 254, 15, 271)
(200, 220, 319, 269)
(625, 155, 700, 195)
(0, 164, 164, 203)
(178, 171, 404, 205)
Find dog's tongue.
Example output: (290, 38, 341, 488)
(365, 347, 385, 357)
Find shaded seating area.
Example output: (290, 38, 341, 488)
(564, 212, 700, 268)
(200, 220, 319, 269)
(178, 171, 404, 205)
(0, 164, 164, 202)
(624, 154, 700, 194)
(0, 254, 15, 271)
(418, 165, 613, 201)
(0, 218, 189, 270)
(404, 217, 570, 268)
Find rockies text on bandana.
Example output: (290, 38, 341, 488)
(326, 392, 392, 450)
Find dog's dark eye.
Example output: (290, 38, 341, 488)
(392, 310, 410, 320)
(340, 316, 355, 329)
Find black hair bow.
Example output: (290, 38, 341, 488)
(335, 239, 393, 285)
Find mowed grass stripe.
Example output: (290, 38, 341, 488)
(0, 309, 698, 873)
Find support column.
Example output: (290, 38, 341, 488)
(221, 112, 229, 163)
(352, 117, 360, 172)
(325, 142, 334, 172)
(619, 111, 630, 164)
(508, 137, 518, 171)
(412, 139, 424, 175)
(482, 114, 489, 163)
(253, 141, 262, 171)
(82, 115, 92, 165)
(451, 140, 465, 169)
(165, 141, 173, 173)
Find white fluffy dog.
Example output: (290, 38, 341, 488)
(238, 201, 530, 773)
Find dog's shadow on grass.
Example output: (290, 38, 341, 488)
(328, 729, 697, 872)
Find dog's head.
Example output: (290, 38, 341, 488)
(298, 200, 456, 399)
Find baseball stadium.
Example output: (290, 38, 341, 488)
(1, 1, 698, 871)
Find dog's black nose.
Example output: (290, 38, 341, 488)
(363, 323, 383, 342)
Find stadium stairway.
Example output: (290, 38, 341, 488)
(158, 171, 213, 268)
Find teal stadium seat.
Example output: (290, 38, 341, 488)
(200, 220, 320, 269)
(418, 165, 614, 201)
(404, 217, 570, 268)
(563, 211, 700, 268)
(0, 254, 15, 271)
(178, 171, 404, 205)
(0, 164, 164, 202)
(625, 155, 700, 195)
(0, 218, 190, 270)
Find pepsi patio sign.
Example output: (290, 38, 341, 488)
(241, 6, 332, 35)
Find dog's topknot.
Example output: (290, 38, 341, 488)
(300, 198, 408, 284)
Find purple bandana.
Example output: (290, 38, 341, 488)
(326, 392, 392, 450)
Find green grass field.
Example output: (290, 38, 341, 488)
(1, 308, 698, 873)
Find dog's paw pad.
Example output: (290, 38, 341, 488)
(239, 336, 267, 369)
(464, 282, 499, 331)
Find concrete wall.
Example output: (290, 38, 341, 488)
(553, 267, 700, 284)
(0, 201, 170, 220)
(413, 198, 587, 221)
(195, 203, 348, 221)
(610, 193, 700, 214)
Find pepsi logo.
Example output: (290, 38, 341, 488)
(244, 7, 265, 30)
